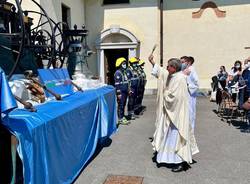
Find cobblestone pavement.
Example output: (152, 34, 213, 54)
(75, 96, 250, 184)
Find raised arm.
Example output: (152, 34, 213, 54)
(148, 54, 155, 66)
(148, 54, 160, 78)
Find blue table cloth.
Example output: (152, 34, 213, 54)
(2, 85, 117, 184)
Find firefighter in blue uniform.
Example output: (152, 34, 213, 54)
(136, 59, 147, 114)
(127, 57, 140, 120)
(114, 57, 131, 125)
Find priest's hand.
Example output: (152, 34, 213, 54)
(148, 54, 155, 66)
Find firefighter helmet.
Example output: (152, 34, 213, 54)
(129, 57, 139, 64)
(116, 57, 127, 67)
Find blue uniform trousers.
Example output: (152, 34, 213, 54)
(128, 85, 138, 115)
(117, 91, 128, 120)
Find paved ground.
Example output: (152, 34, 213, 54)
(74, 96, 250, 184)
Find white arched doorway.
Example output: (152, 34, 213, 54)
(96, 26, 140, 84)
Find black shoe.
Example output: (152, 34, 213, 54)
(126, 115, 135, 120)
(134, 109, 140, 115)
(171, 164, 185, 172)
(133, 114, 140, 118)
(141, 106, 146, 112)
(134, 111, 141, 116)
(183, 162, 191, 170)
(190, 159, 197, 165)
(134, 108, 144, 115)
(171, 162, 191, 172)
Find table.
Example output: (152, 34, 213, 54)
(2, 85, 117, 184)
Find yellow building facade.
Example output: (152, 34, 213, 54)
(22, 0, 250, 92)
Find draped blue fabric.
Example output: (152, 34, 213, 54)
(0, 68, 17, 114)
(38, 69, 74, 98)
(2, 85, 117, 184)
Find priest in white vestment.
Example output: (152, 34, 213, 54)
(148, 55, 199, 172)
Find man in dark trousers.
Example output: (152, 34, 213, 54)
(127, 57, 140, 120)
(114, 57, 131, 125)
(135, 59, 147, 115)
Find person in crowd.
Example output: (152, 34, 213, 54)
(148, 54, 198, 172)
(231, 60, 242, 77)
(181, 56, 200, 138)
(239, 59, 250, 107)
(242, 59, 250, 71)
(127, 57, 140, 120)
(211, 66, 228, 103)
(114, 57, 131, 125)
(134, 58, 144, 116)
(227, 61, 242, 102)
(226, 72, 237, 94)
(217, 66, 228, 89)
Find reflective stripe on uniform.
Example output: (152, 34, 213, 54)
(131, 78, 139, 81)
(115, 81, 129, 85)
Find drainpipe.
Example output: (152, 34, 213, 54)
(160, 0, 163, 66)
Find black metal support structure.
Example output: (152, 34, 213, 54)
(7, 0, 26, 80)
(0, 0, 69, 80)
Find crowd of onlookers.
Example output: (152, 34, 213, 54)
(211, 59, 250, 109)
